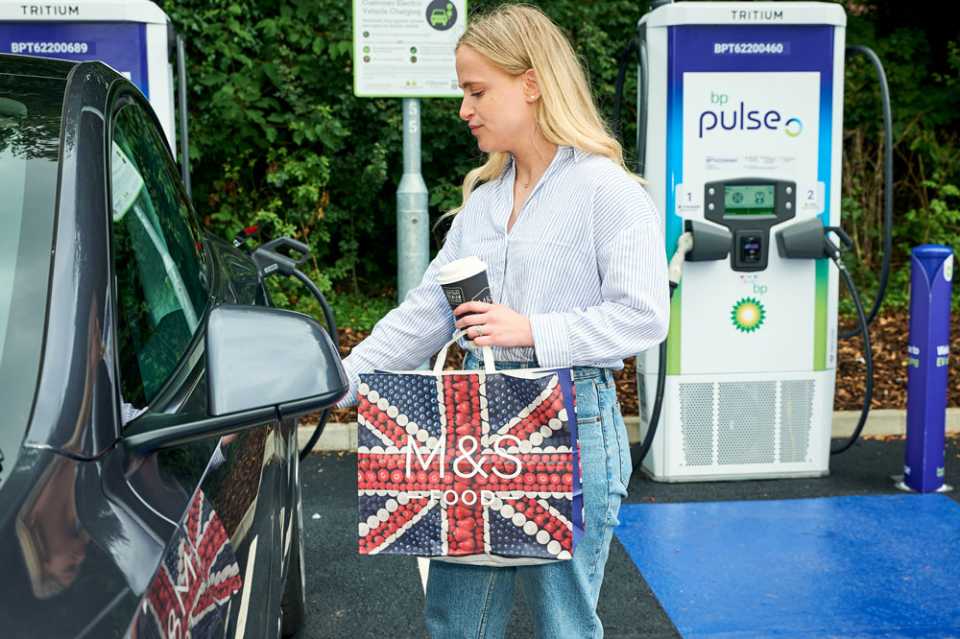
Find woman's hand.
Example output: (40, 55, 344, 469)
(453, 301, 534, 348)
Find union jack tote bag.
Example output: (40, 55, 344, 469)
(356, 329, 585, 566)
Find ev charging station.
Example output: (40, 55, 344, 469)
(0, 0, 189, 187)
(635, 2, 847, 482)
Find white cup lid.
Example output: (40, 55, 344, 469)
(436, 255, 487, 284)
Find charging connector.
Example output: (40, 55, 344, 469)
(251, 238, 341, 461)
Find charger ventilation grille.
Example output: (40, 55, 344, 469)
(677, 380, 816, 467)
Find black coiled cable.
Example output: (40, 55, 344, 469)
(293, 268, 340, 462)
(831, 257, 874, 454)
(631, 284, 675, 469)
(612, 36, 639, 144)
(840, 45, 893, 338)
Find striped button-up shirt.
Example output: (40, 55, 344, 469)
(336, 144, 670, 408)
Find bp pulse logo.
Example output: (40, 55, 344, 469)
(784, 117, 803, 137)
(426, 0, 457, 30)
(699, 91, 803, 138)
(731, 297, 766, 333)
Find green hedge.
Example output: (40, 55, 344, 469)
(159, 0, 960, 329)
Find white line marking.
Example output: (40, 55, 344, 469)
(234, 535, 258, 639)
(418, 557, 430, 594)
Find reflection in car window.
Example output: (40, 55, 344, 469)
(0, 77, 62, 489)
(110, 103, 208, 409)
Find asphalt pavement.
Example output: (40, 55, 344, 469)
(298, 436, 960, 639)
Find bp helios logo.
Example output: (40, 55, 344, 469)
(731, 297, 766, 333)
(699, 91, 803, 138)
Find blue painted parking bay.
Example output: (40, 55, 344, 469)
(616, 494, 960, 639)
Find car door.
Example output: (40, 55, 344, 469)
(103, 92, 287, 638)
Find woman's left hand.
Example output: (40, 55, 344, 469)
(453, 302, 534, 348)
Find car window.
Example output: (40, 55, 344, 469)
(0, 76, 63, 489)
(110, 102, 208, 410)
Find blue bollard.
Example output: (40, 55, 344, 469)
(904, 244, 954, 493)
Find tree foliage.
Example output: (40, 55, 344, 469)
(158, 0, 959, 327)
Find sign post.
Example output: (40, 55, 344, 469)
(353, 0, 467, 302)
(397, 98, 429, 304)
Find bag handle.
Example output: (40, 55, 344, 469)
(433, 329, 496, 375)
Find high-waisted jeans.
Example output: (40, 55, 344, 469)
(424, 351, 632, 638)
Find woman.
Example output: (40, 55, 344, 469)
(337, 4, 669, 637)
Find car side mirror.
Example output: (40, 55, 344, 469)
(206, 304, 347, 417)
(122, 304, 348, 454)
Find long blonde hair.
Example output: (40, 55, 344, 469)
(440, 3, 636, 227)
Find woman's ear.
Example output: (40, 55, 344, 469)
(522, 69, 541, 102)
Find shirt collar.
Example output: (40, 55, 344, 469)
(554, 145, 584, 163)
(500, 144, 582, 182)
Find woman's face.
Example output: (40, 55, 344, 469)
(455, 45, 535, 154)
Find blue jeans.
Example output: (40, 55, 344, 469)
(424, 351, 632, 638)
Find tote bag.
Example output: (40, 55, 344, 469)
(356, 329, 585, 566)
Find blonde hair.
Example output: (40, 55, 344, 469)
(439, 3, 637, 228)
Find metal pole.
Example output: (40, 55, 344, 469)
(176, 34, 192, 199)
(396, 97, 430, 324)
(398, 98, 431, 586)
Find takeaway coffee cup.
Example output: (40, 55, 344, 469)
(437, 256, 493, 347)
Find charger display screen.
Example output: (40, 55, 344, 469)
(724, 184, 775, 216)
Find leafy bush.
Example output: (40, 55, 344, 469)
(159, 0, 959, 327)
(841, 4, 960, 311)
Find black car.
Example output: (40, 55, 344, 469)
(0, 54, 347, 638)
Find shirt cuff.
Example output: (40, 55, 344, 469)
(529, 313, 571, 368)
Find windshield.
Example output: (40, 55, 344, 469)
(0, 74, 63, 486)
